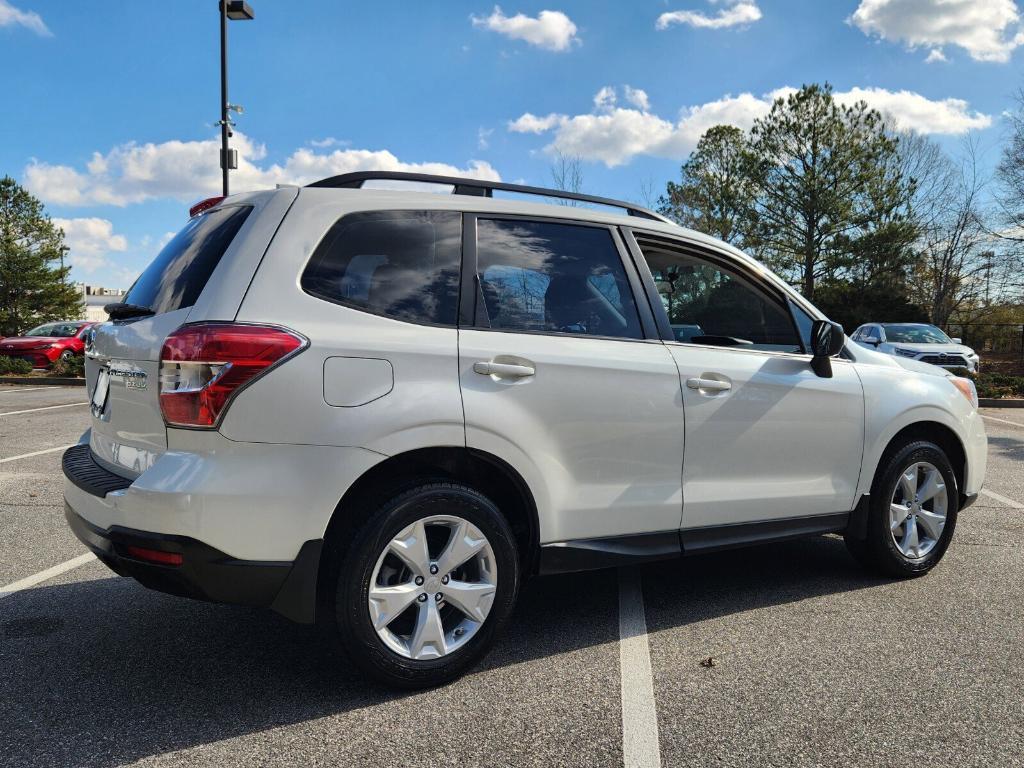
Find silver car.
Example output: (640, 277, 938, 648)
(851, 322, 980, 372)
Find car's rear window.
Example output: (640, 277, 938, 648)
(124, 205, 252, 315)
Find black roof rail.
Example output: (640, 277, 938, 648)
(306, 171, 672, 223)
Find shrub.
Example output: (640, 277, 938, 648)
(969, 371, 1024, 399)
(50, 354, 85, 378)
(0, 356, 33, 375)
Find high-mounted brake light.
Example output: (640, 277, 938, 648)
(159, 323, 306, 428)
(189, 196, 225, 217)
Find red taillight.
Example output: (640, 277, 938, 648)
(159, 323, 305, 428)
(189, 196, 225, 217)
(124, 545, 183, 566)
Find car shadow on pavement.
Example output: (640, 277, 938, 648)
(0, 536, 881, 767)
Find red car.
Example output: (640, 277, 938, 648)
(0, 321, 94, 369)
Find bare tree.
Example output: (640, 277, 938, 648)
(549, 151, 583, 204)
(906, 136, 1006, 326)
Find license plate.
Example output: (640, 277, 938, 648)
(91, 367, 110, 417)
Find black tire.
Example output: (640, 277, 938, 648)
(59, 350, 74, 363)
(331, 482, 519, 688)
(845, 440, 959, 578)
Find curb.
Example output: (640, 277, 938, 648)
(979, 398, 1024, 408)
(0, 376, 86, 387)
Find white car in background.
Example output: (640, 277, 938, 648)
(851, 323, 980, 373)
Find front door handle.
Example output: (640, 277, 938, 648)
(473, 360, 536, 378)
(686, 376, 732, 393)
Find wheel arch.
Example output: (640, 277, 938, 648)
(318, 446, 541, 607)
(872, 420, 967, 499)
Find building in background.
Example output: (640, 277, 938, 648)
(76, 284, 126, 322)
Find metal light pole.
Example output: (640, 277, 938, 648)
(219, 1, 254, 197)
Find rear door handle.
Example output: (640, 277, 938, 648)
(473, 361, 536, 378)
(686, 376, 732, 393)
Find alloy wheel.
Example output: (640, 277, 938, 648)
(889, 461, 948, 560)
(367, 515, 497, 660)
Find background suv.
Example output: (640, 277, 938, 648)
(852, 322, 980, 372)
(1, 320, 92, 368)
(63, 172, 987, 688)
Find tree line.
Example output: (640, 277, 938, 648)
(654, 83, 1023, 334)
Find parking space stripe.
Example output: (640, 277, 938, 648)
(0, 387, 56, 394)
(0, 552, 96, 600)
(0, 444, 75, 464)
(981, 414, 1024, 429)
(980, 488, 1024, 510)
(0, 402, 88, 417)
(618, 568, 662, 768)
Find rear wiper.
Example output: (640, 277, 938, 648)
(105, 302, 154, 320)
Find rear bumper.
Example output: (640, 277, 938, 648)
(64, 501, 322, 623)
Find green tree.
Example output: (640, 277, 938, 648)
(658, 125, 758, 246)
(0, 176, 81, 336)
(747, 83, 914, 301)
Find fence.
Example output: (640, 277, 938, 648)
(945, 323, 1024, 360)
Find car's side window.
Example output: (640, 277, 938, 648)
(638, 243, 802, 353)
(301, 210, 462, 326)
(474, 218, 643, 340)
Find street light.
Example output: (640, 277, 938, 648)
(219, 0, 254, 197)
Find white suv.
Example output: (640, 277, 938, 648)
(64, 172, 987, 688)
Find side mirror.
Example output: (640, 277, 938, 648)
(951, 337, 962, 344)
(810, 319, 845, 378)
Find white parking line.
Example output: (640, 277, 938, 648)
(981, 414, 1024, 429)
(0, 444, 75, 464)
(0, 552, 96, 600)
(0, 387, 56, 394)
(0, 402, 87, 417)
(618, 569, 662, 768)
(980, 488, 1024, 510)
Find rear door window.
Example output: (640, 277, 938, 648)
(474, 219, 643, 340)
(124, 206, 252, 316)
(301, 210, 462, 326)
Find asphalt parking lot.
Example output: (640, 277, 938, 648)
(2, 385, 1023, 767)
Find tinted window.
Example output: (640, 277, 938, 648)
(640, 246, 800, 352)
(790, 302, 814, 352)
(475, 219, 642, 339)
(302, 210, 461, 326)
(125, 206, 252, 315)
(25, 322, 82, 338)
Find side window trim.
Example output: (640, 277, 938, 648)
(460, 213, 659, 342)
(621, 227, 809, 356)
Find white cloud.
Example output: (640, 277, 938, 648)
(623, 86, 650, 111)
(657, 1, 762, 30)
(924, 48, 947, 63)
(470, 6, 579, 51)
(308, 137, 348, 148)
(0, 0, 50, 36)
(477, 126, 494, 150)
(52, 217, 128, 273)
(509, 84, 991, 167)
(25, 134, 500, 207)
(850, 0, 1024, 63)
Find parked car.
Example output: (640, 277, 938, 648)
(0, 321, 93, 369)
(851, 322, 980, 372)
(63, 172, 987, 688)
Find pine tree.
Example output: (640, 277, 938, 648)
(0, 176, 82, 336)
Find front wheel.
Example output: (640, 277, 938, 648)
(845, 440, 959, 577)
(58, 349, 74, 364)
(332, 483, 520, 688)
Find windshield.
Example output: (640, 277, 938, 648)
(884, 324, 952, 344)
(24, 322, 81, 338)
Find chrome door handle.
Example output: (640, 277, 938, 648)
(473, 361, 536, 378)
(686, 377, 732, 392)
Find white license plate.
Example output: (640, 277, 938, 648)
(91, 367, 110, 416)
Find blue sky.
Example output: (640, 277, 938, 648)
(2, 0, 1022, 288)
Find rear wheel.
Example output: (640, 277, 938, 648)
(845, 440, 958, 577)
(331, 482, 519, 688)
